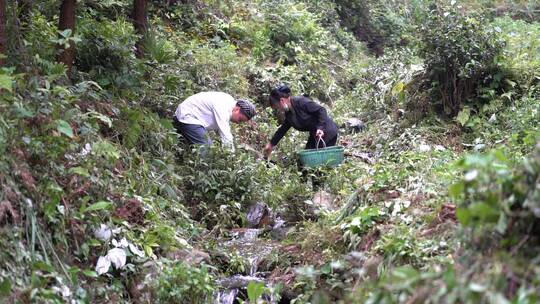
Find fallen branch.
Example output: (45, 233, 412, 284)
(345, 151, 375, 165)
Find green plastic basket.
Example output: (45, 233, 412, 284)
(298, 144, 344, 168)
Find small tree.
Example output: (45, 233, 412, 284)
(132, 0, 147, 58)
(0, 0, 6, 66)
(57, 0, 77, 77)
(417, 2, 503, 117)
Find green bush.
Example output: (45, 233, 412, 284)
(172, 40, 250, 97)
(17, 12, 57, 64)
(451, 145, 540, 245)
(155, 261, 215, 303)
(114, 106, 176, 154)
(416, 2, 504, 117)
(493, 17, 540, 88)
(180, 147, 259, 228)
(75, 16, 140, 92)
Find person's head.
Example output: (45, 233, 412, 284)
(231, 99, 256, 123)
(269, 84, 291, 111)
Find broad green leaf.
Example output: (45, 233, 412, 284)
(504, 79, 516, 88)
(469, 202, 499, 222)
(57, 120, 74, 138)
(391, 82, 405, 95)
(13, 102, 34, 118)
(0, 74, 13, 92)
(247, 281, 265, 303)
(82, 270, 99, 278)
(456, 208, 471, 225)
(392, 265, 419, 280)
(84, 201, 112, 212)
(0, 279, 11, 297)
(69, 166, 90, 177)
(89, 111, 113, 127)
(32, 261, 54, 272)
(92, 140, 120, 161)
(496, 212, 507, 234)
(456, 108, 470, 126)
(144, 245, 153, 257)
(59, 28, 72, 38)
(448, 182, 464, 199)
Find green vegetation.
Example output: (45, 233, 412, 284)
(0, 0, 538, 303)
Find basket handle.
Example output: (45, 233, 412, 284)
(315, 136, 326, 150)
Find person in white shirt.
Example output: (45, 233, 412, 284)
(172, 92, 256, 148)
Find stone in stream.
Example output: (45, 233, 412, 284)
(342, 117, 366, 133)
(127, 261, 159, 303)
(279, 191, 336, 224)
(165, 248, 211, 266)
(218, 275, 265, 289)
(306, 190, 336, 216)
(312, 190, 336, 212)
(246, 202, 274, 228)
(269, 216, 292, 241)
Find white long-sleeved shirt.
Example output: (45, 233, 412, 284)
(174, 92, 236, 146)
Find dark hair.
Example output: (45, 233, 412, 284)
(269, 84, 291, 104)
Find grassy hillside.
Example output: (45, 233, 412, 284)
(0, 0, 539, 303)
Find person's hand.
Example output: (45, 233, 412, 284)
(315, 129, 324, 138)
(263, 143, 274, 159)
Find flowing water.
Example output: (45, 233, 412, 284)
(214, 208, 286, 303)
(214, 288, 238, 304)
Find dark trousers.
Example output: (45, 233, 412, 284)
(172, 117, 211, 146)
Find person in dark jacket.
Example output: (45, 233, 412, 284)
(263, 84, 339, 159)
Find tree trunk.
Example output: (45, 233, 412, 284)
(0, 0, 6, 66)
(132, 0, 147, 59)
(57, 0, 76, 77)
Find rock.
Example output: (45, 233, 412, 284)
(270, 217, 291, 241)
(434, 145, 446, 151)
(165, 248, 210, 266)
(297, 191, 337, 221)
(343, 118, 366, 133)
(128, 261, 159, 303)
(218, 275, 265, 289)
(230, 228, 262, 240)
(362, 256, 383, 280)
(311, 190, 336, 214)
(247, 202, 274, 228)
(418, 144, 431, 152)
(474, 143, 486, 151)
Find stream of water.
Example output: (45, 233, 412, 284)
(214, 209, 285, 303)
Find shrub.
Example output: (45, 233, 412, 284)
(416, 2, 504, 117)
(255, 0, 351, 102)
(451, 145, 540, 248)
(180, 147, 259, 228)
(155, 261, 215, 303)
(172, 40, 250, 98)
(493, 17, 540, 88)
(75, 16, 140, 92)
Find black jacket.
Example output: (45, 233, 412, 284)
(270, 96, 338, 146)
